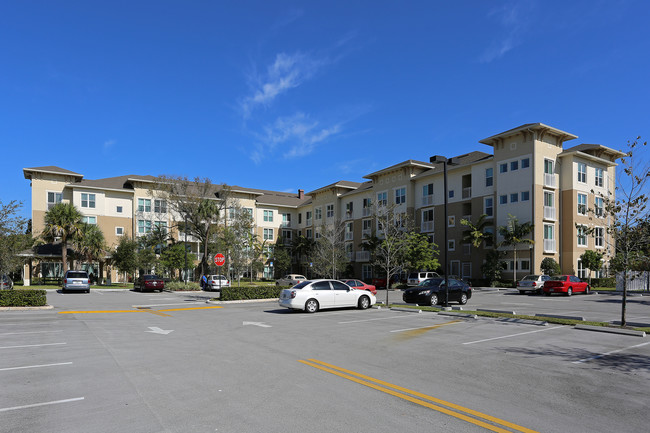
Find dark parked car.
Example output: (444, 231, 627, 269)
(402, 278, 472, 306)
(62, 270, 90, 293)
(134, 274, 165, 292)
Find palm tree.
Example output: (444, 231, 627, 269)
(460, 214, 492, 249)
(498, 215, 534, 284)
(41, 202, 84, 273)
(74, 223, 107, 282)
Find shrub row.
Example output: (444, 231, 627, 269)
(0, 290, 47, 307)
(166, 281, 201, 291)
(219, 285, 283, 301)
(589, 277, 615, 288)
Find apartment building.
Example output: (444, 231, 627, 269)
(22, 123, 624, 285)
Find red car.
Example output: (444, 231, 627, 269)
(343, 279, 377, 295)
(134, 274, 165, 292)
(543, 275, 590, 296)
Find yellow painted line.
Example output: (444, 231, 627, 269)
(157, 306, 223, 312)
(301, 359, 539, 433)
(145, 310, 172, 317)
(392, 319, 461, 335)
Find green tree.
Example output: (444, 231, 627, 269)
(498, 215, 534, 284)
(0, 200, 32, 278)
(540, 257, 561, 276)
(404, 232, 439, 272)
(113, 237, 138, 281)
(74, 223, 107, 282)
(580, 250, 603, 285)
(159, 243, 196, 280)
(271, 245, 291, 278)
(460, 214, 492, 249)
(311, 220, 348, 279)
(291, 234, 314, 276)
(137, 248, 158, 274)
(481, 250, 506, 286)
(41, 202, 84, 273)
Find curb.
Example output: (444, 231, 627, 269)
(478, 308, 516, 315)
(390, 307, 422, 313)
(536, 313, 585, 321)
(0, 305, 54, 311)
(574, 324, 646, 337)
(497, 318, 548, 326)
(438, 311, 478, 319)
(207, 298, 278, 305)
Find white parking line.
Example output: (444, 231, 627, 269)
(0, 397, 84, 412)
(0, 330, 63, 337)
(462, 326, 563, 345)
(339, 315, 427, 324)
(573, 341, 650, 364)
(0, 343, 66, 350)
(0, 362, 73, 372)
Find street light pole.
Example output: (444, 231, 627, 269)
(431, 155, 450, 308)
(184, 214, 188, 287)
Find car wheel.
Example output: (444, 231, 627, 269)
(358, 295, 370, 310)
(305, 299, 319, 313)
(459, 293, 468, 305)
(430, 294, 438, 306)
(519, 290, 526, 295)
(567, 287, 573, 296)
(544, 291, 550, 296)
(585, 285, 591, 294)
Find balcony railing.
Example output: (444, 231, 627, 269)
(345, 232, 353, 241)
(544, 239, 556, 253)
(280, 221, 292, 228)
(345, 211, 353, 220)
(544, 173, 557, 188)
(306, 219, 312, 227)
(421, 195, 434, 206)
(544, 206, 556, 220)
(421, 221, 434, 232)
(362, 208, 371, 217)
(355, 251, 370, 262)
(462, 187, 472, 199)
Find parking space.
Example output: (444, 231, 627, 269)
(1, 289, 648, 432)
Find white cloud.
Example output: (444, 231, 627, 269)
(103, 139, 116, 151)
(240, 52, 325, 117)
(479, 1, 534, 63)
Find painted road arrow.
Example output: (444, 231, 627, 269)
(243, 321, 272, 328)
(146, 327, 174, 335)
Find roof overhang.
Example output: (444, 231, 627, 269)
(479, 123, 578, 146)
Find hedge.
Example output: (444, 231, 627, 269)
(219, 285, 283, 301)
(0, 290, 47, 307)
(166, 281, 201, 291)
(589, 277, 615, 288)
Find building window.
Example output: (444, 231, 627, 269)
(345, 202, 353, 217)
(421, 209, 434, 232)
(577, 260, 587, 279)
(521, 158, 530, 169)
(138, 220, 152, 234)
(447, 240, 455, 251)
(138, 198, 151, 213)
(485, 168, 493, 187)
(282, 229, 292, 241)
(484, 197, 493, 217)
(544, 159, 554, 174)
(499, 163, 508, 174)
(499, 195, 507, 205)
(395, 188, 406, 205)
(377, 192, 387, 207)
(116, 206, 123, 213)
(422, 183, 434, 205)
(362, 264, 372, 281)
(577, 225, 587, 247)
(510, 193, 518, 203)
(81, 193, 96, 209)
(577, 193, 587, 215)
(544, 224, 555, 252)
(298, 213, 302, 224)
(595, 168, 604, 187)
(326, 204, 334, 218)
(544, 191, 554, 207)
(448, 190, 454, 198)
(484, 226, 494, 248)
(263, 228, 274, 241)
(154, 199, 167, 214)
(314, 207, 322, 220)
(510, 160, 518, 171)
(363, 197, 372, 209)
(594, 227, 604, 248)
(521, 191, 530, 201)
(306, 211, 312, 224)
(116, 227, 124, 236)
(521, 259, 530, 271)
(263, 210, 273, 222)
(82, 216, 96, 224)
(154, 221, 167, 232)
(47, 192, 63, 209)
(595, 197, 604, 217)
(306, 229, 312, 239)
(283, 213, 291, 225)
(577, 162, 587, 183)
(448, 216, 455, 227)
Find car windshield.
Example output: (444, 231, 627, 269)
(549, 276, 566, 281)
(522, 275, 539, 281)
(419, 278, 443, 286)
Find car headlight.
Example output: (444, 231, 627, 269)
(419, 290, 431, 296)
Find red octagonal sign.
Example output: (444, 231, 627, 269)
(214, 253, 225, 267)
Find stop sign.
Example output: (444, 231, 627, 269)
(214, 253, 225, 267)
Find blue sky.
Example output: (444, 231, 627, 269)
(2, 0, 649, 220)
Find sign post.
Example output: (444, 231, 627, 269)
(214, 253, 226, 289)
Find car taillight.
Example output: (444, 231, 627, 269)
(290, 290, 296, 299)
(63, 279, 67, 284)
(532, 282, 536, 286)
(517, 282, 520, 287)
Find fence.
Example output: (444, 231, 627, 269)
(616, 271, 650, 291)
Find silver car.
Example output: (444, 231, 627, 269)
(62, 270, 90, 293)
(276, 274, 307, 287)
(207, 275, 230, 291)
(517, 275, 550, 294)
(1, 275, 13, 290)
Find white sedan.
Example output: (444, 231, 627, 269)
(278, 279, 376, 313)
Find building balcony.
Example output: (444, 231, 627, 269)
(306, 219, 312, 227)
(280, 221, 292, 228)
(421, 221, 434, 232)
(344, 211, 353, 220)
(362, 208, 371, 217)
(462, 187, 472, 199)
(362, 228, 371, 238)
(356, 251, 370, 262)
(543, 206, 556, 221)
(421, 195, 434, 207)
(543, 239, 556, 253)
(345, 232, 353, 241)
(544, 173, 557, 189)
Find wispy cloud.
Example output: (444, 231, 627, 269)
(103, 139, 116, 152)
(479, 1, 535, 63)
(249, 112, 342, 164)
(240, 52, 326, 117)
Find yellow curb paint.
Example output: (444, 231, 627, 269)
(301, 359, 539, 433)
(157, 306, 223, 312)
(58, 310, 143, 314)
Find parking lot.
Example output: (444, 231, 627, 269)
(1, 288, 648, 433)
